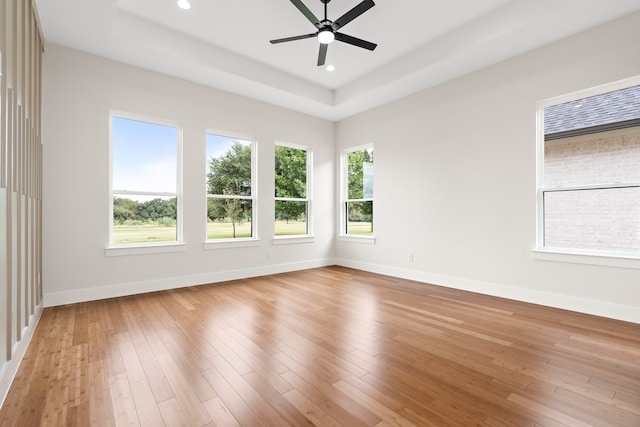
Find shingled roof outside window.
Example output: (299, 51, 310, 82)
(544, 85, 640, 140)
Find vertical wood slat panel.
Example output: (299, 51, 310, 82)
(0, 0, 7, 367)
(6, 86, 14, 353)
(25, 0, 33, 321)
(0, 188, 6, 365)
(0, 0, 5, 188)
(0, 0, 43, 378)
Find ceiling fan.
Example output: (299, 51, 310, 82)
(270, 0, 377, 67)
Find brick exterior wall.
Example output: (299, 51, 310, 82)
(544, 126, 640, 253)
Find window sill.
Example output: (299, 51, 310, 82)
(273, 235, 315, 245)
(337, 235, 376, 245)
(531, 249, 640, 269)
(106, 243, 187, 257)
(204, 239, 260, 250)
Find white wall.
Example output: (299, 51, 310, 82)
(42, 44, 335, 306)
(335, 12, 640, 323)
(42, 12, 640, 323)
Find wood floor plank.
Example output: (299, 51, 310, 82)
(200, 364, 268, 427)
(208, 355, 290, 427)
(333, 379, 417, 427)
(279, 370, 372, 427)
(276, 353, 381, 425)
(131, 337, 174, 403)
(282, 388, 341, 427)
(0, 266, 638, 426)
(155, 352, 212, 426)
(108, 373, 140, 426)
(87, 359, 116, 427)
(157, 397, 191, 427)
(202, 396, 241, 427)
(129, 380, 164, 427)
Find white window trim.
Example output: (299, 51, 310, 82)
(273, 235, 315, 245)
(204, 239, 261, 250)
(204, 130, 258, 245)
(534, 76, 640, 266)
(106, 243, 187, 257)
(339, 144, 374, 240)
(108, 111, 183, 252)
(531, 249, 640, 270)
(337, 235, 376, 244)
(274, 141, 313, 240)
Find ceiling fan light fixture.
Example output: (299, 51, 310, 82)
(177, 0, 191, 10)
(318, 29, 335, 44)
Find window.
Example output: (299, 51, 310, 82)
(206, 132, 256, 241)
(275, 143, 311, 237)
(342, 145, 374, 236)
(110, 114, 181, 246)
(537, 81, 640, 258)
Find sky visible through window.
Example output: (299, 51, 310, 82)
(112, 120, 251, 201)
(206, 133, 251, 173)
(206, 133, 246, 160)
(112, 116, 177, 199)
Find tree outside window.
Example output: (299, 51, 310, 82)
(275, 144, 310, 236)
(206, 133, 255, 240)
(344, 146, 373, 235)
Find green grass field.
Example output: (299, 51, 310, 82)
(347, 222, 373, 235)
(206, 221, 252, 239)
(113, 223, 177, 244)
(114, 220, 371, 244)
(274, 221, 307, 236)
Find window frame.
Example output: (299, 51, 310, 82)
(107, 111, 184, 256)
(204, 129, 258, 249)
(534, 76, 640, 268)
(274, 141, 313, 243)
(339, 144, 375, 243)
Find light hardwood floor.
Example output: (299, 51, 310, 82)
(1, 266, 639, 426)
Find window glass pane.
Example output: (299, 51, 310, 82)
(540, 84, 640, 255)
(275, 200, 307, 236)
(207, 198, 252, 239)
(112, 195, 177, 244)
(544, 187, 640, 253)
(347, 201, 373, 235)
(206, 134, 252, 196)
(348, 148, 374, 199)
(112, 117, 177, 192)
(544, 130, 640, 187)
(275, 146, 307, 198)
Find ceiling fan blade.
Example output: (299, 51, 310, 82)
(335, 32, 377, 50)
(270, 33, 317, 44)
(317, 43, 328, 66)
(333, 0, 375, 30)
(290, 0, 322, 28)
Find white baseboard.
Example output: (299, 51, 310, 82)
(43, 258, 334, 307)
(0, 305, 43, 409)
(42, 256, 639, 324)
(334, 258, 640, 324)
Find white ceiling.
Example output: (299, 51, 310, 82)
(35, 0, 640, 121)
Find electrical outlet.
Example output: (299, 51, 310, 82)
(266, 250, 272, 258)
(408, 253, 414, 262)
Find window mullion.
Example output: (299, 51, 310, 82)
(542, 183, 640, 193)
(114, 190, 177, 197)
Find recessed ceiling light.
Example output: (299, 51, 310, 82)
(177, 0, 191, 10)
(326, 65, 335, 72)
